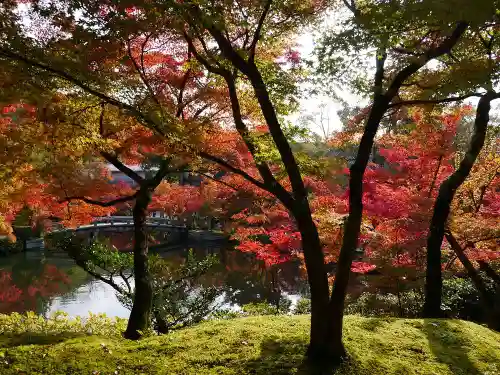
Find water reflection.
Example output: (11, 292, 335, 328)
(0, 244, 309, 318)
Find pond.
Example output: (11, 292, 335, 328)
(0, 242, 309, 318)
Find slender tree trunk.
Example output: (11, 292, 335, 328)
(445, 232, 494, 307)
(124, 188, 154, 339)
(478, 260, 500, 286)
(423, 93, 495, 317)
(328, 95, 390, 360)
(446, 231, 500, 331)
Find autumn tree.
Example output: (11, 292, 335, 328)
(2, 0, 499, 365)
(0, 0, 337, 361)
(0, 62, 226, 338)
(313, 0, 500, 358)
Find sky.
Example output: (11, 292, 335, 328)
(291, 25, 368, 137)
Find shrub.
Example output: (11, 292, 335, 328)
(51, 233, 223, 333)
(241, 297, 293, 316)
(345, 291, 423, 318)
(0, 311, 127, 337)
(294, 298, 311, 314)
(0, 238, 23, 255)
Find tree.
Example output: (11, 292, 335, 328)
(313, 0, 500, 357)
(0, 90, 221, 338)
(423, 91, 500, 316)
(2, 0, 498, 365)
(0, 0, 336, 361)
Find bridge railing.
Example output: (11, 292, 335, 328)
(93, 215, 221, 231)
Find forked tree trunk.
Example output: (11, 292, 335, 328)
(423, 93, 495, 318)
(124, 188, 154, 339)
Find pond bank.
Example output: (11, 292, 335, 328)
(0, 314, 499, 375)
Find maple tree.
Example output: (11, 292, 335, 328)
(0, 0, 499, 366)
(0, 84, 224, 339)
(313, 0, 500, 358)
(352, 104, 499, 325)
(0, 0, 336, 360)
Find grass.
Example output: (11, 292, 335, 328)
(1, 315, 499, 375)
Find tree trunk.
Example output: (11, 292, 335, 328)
(478, 260, 500, 286)
(423, 93, 494, 318)
(328, 95, 390, 361)
(445, 232, 494, 307)
(294, 205, 333, 362)
(446, 232, 500, 331)
(124, 188, 154, 339)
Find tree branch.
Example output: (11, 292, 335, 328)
(0, 48, 163, 133)
(385, 21, 468, 98)
(223, 73, 292, 204)
(61, 191, 139, 207)
(248, 0, 272, 62)
(127, 37, 164, 117)
(100, 152, 145, 183)
(428, 155, 443, 198)
(198, 151, 268, 191)
(389, 93, 481, 108)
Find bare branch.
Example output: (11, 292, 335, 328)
(100, 152, 145, 183)
(62, 191, 139, 207)
(248, 0, 272, 62)
(388, 93, 482, 108)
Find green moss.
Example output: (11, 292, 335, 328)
(1, 315, 499, 375)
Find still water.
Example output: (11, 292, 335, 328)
(0, 244, 309, 318)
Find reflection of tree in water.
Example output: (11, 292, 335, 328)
(0, 255, 88, 315)
(169, 245, 309, 307)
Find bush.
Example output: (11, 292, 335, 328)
(294, 298, 311, 314)
(0, 238, 23, 255)
(441, 277, 496, 321)
(0, 311, 127, 337)
(345, 291, 424, 318)
(241, 297, 293, 316)
(344, 277, 495, 322)
(52, 233, 223, 333)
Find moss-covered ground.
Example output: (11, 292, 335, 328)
(1, 315, 499, 374)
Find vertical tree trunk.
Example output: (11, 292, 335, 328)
(423, 93, 495, 318)
(328, 96, 390, 360)
(124, 188, 154, 339)
(294, 210, 332, 362)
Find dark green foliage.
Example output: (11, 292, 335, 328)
(50, 234, 222, 333)
(344, 277, 497, 322)
(294, 298, 312, 314)
(241, 298, 292, 316)
(0, 238, 23, 255)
